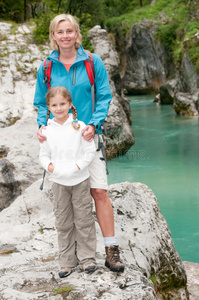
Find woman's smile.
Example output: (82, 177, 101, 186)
(53, 20, 77, 50)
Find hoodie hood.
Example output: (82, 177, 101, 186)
(47, 113, 73, 127)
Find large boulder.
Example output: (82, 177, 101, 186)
(0, 180, 188, 299)
(176, 53, 199, 94)
(88, 25, 122, 95)
(173, 92, 199, 116)
(121, 20, 170, 95)
(171, 53, 199, 116)
(158, 53, 199, 115)
(0, 116, 42, 212)
(159, 79, 177, 105)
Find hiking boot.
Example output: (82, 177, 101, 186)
(82, 261, 97, 273)
(58, 267, 72, 278)
(105, 245, 125, 272)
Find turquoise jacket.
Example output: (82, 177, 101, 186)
(33, 46, 112, 133)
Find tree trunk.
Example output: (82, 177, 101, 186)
(79, 0, 84, 15)
(67, 0, 73, 14)
(57, 0, 62, 13)
(24, 0, 27, 21)
(140, 0, 142, 7)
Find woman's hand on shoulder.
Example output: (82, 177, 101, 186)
(37, 125, 47, 143)
(82, 125, 95, 142)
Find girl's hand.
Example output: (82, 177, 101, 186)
(82, 125, 95, 142)
(37, 125, 47, 143)
(48, 163, 55, 173)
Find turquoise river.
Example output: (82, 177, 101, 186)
(107, 95, 199, 263)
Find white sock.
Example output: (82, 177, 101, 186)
(104, 236, 116, 247)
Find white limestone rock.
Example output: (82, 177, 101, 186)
(0, 180, 188, 299)
(173, 92, 199, 116)
(0, 22, 12, 35)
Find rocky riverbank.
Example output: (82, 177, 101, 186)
(183, 261, 199, 300)
(0, 180, 190, 299)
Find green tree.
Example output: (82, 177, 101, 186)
(0, 0, 24, 22)
(0, 0, 44, 22)
(28, 0, 43, 18)
(102, 0, 151, 18)
(62, 0, 104, 25)
(42, 0, 63, 13)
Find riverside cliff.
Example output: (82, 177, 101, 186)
(113, 19, 199, 117)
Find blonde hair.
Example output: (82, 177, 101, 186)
(46, 86, 80, 130)
(49, 14, 82, 51)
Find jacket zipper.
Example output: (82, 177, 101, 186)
(72, 66, 77, 86)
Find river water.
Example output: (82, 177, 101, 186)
(107, 95, 199, 263)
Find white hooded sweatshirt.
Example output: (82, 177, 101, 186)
(39, 114, 96, 186)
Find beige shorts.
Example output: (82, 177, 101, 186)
(88, 135, 108, 190)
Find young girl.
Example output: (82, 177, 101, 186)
(39, 86, 97, 278)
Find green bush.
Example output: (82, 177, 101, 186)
(79, 13, 94, 51)
(184, 37, 199, 71)
(156, 22, 178, 54)
(33, 13, 55, 45)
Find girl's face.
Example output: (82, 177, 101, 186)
(48, 94, 71, 125)
(52, 20, 77, 51)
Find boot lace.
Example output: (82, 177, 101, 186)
(109, 246, 121, 263)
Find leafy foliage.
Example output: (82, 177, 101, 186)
(156, 23, 179, 57)
(32, 13, 55, 44)
(0, 0, 24, 22)
(103, 0, 151, 18)
(78, 13, 95, 51)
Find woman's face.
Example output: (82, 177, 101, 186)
(52, 20, 77, 51)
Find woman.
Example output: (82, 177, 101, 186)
(34, 14, 124, 272)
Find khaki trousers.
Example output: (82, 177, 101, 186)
(52, 179, 96, 269)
